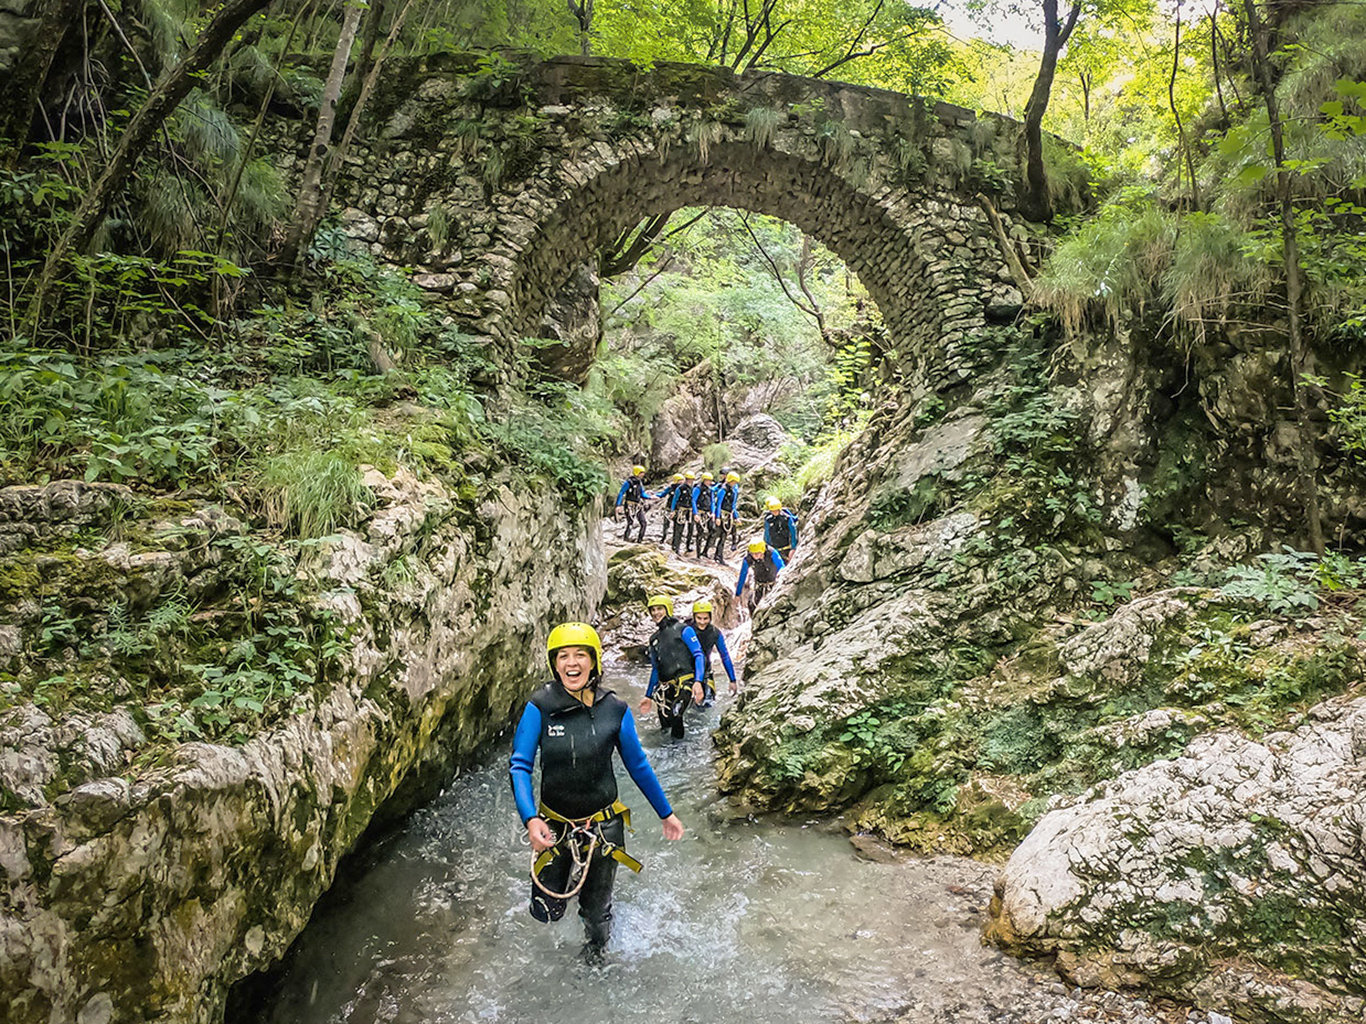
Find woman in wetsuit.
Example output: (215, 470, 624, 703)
(509, 622, 685, 962)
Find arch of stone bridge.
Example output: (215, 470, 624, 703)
(502, 139, 989, 363)
(333, 57, 1040, 380)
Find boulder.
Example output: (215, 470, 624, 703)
(987, 698, 1366, 1023)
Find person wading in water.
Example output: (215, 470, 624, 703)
(686, 599, 737, 707)
(509, 622, 685, 964)
(638, 595, 705, 738)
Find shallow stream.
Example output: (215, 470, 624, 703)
(245, 661, 1185, 1024)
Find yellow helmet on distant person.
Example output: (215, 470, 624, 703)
(692, 599, 714, 615)
(748, 538, 767, 554)
(701, 472, 714, 482)
(684, 471, 697, 480)
(632, 464, 645, 475)
(725, 472, 740, 483)
(546, 622, 603, 676)
(671, 473, 685, 483)
(647, 594, 674, 617)
(765, 496, 782, 512)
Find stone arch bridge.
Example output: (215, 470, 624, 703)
(312, 55, 1044, 383)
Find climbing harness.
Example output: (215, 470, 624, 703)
(530, 800, 641, 900)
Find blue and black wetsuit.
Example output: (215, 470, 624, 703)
(763, 509, 799, 560)
(736, 545, 786, 611)
(646, 616, 704, 737)
(615, 476, 648, 543)
(713, 483, 741, 562)
(669, 485, 696, 554)
(657, 482, 680, 541)
(509, 679, 673, 947)
(689, 617, 736, 702)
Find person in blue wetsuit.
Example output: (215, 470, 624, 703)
(712, 471, 741, 564)
(736, 537, 785, 616)
(669, 472, 697, 555)
(657, 473, 684, 542)
(613, 465, 649, 543)
(763, 496, 798, 561)
(638, 594, 705, 738)
(509, 621, 685, 964)
(687, 599, 736, 707)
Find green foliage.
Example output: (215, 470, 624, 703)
(1219, 549, 1321, 614)
(744, 107, 783, 149)
(259, 449, 372, 540)
(702, 442, 732, 472)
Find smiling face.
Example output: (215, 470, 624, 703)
(694, 612, 711, 630)
(554, 645, 596, 691)
(649, 604, 668, 624)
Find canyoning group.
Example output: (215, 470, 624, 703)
(510, 463, 771, 963)
(612, 463, 798, 613)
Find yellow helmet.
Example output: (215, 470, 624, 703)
(748, 538, 767, 554)
(725, 472, 740, 483)
(671, 473, 684, 483)
(701, 472, 714, 482)
(647, 594, 674, 617)
(765, 496, 782, 512)
(684, 471, 696, 480)
(632, 464, 645, 475)
(692, 599, 713, 615)
(546, 622, 603, 676)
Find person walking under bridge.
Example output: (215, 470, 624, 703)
(657, 473, 685, 543)
(639, 594, 705, 738)
(670, 472, 697, 555)
(613, 465, 649, 543)
(510, 622, 685, 964)
(712, 471, 742, 564)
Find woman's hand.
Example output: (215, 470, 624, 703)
(728, 679, 738, 696)
(638, 697, 653, 715)
(661, 814, 685, 840)
(691, 682, 704, 705)
(527, 817, 557, 853)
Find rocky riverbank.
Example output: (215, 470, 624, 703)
(0, 473, 602, 1024)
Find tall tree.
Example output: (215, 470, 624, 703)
(27, 0, 277, 326)
(280, 0, 366, 270)
(1241, 0, 1326, 555)
(1020, 0, 1082, 221)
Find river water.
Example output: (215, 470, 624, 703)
(246, 659, 1186, 1024)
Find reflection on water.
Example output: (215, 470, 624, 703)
(249, 661, 997, 1024)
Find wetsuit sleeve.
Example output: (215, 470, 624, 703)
(763, 515, 771, 547)
(617, 711, 673, 818)
(646, 648, 660, 698)
(508, 703, 542, 824)
(735, 558, 749, 596)
(789, 511, 799, 548)
(681, 626, 705, 682)
(615, 481, 629, 508)
(716, 632, 737, 683)
(772, 549, 787, 571)
(689, 487, 698, 514)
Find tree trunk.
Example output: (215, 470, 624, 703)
(1243, 0, 1325, 555)
(1020, 0, 1080, 222)
(26, 0, 275, 326)
(317, 0, 415, 230)
(0, 0, 82, 164)
(280, 0, 364, 270)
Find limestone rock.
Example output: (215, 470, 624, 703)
(0, 472, 603, 1024)
(987, 700, 1366, 1022)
